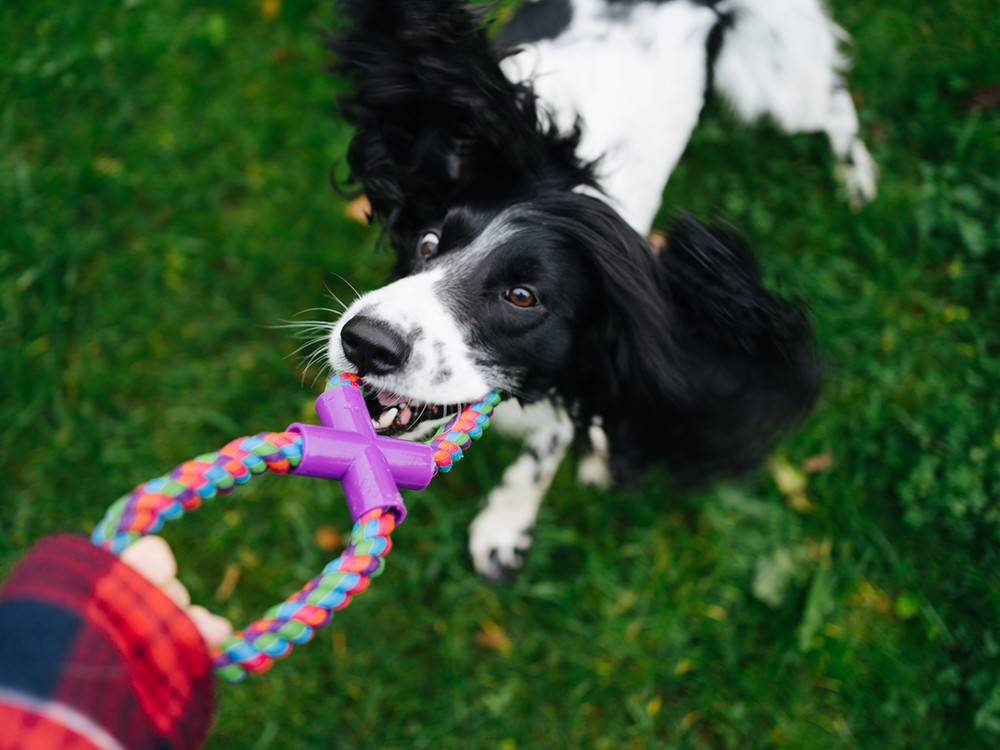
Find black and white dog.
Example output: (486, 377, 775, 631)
(321, 0, 871, 580)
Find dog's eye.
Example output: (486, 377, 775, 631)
(418, 231, 439, 258)
(505, 287, 538, 308)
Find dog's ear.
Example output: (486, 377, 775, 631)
(328, 0, 596, 267)
(562, 206, 820, 486)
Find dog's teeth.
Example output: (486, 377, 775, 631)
(377, 408, 398, 429)
(371, 418, 380, 428)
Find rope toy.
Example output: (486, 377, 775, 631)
(92, 372, 501, 682)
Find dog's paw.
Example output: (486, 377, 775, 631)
(577, 423, 612, 488)
(469, 495, 537, 583)
(835, 138, 878, 210)
(577, 453, 612, 488)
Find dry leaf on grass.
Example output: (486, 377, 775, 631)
(802, 452, 833, 473)
(344, 194, 372, 224)
(769, 457, 813, 512)
(314, 525, 343, 552)
(214, 562, 242, 603)
(475, 618, 513, 655)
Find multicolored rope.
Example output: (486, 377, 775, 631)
(91, 370, 503, 683)
(426, 392, 503, 472)
(325, 369, 370, 396)
(212, 507, 395, 682)
(329, 368, 503, 473)
(91, 432, 304, 555)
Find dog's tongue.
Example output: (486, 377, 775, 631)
(362, 381, 453, 436)
(375, 390, 408, 408)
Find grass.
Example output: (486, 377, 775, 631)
(1, 0, 999, 747)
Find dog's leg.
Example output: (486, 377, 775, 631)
(469, 400, 574, 582)
(826, 87, 879, 210)
(576, 420, 612, 488)
(712, 0, 878, 207)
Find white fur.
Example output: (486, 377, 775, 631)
(473, 0, 877, 577)
(502, 0, 877, 233)
(576, 420, 612, 487)
(327, 214, 520, 405)
(327, 266, 493, 404)
(332, 0, 876, 580)
(469, 400, 575, 579)
(712, 0, 878, 205)
(502, 0, 718, 234)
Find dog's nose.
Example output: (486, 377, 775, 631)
(340, 315, 411, 377)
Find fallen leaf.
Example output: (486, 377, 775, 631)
(769, 457, 813, 511)
(314, 525, 343, 552)
(269, 47, 296, 63)
(705, 604, 727, 621)
(214, 563, 242, 603)
(802, 451, 833, 473)
(475, 618, 513, 655)
(646, 696, 662, 716)
(963, 83, 1000, 112)
(261, 0, 281, 19)
(345, 194, 371, 224)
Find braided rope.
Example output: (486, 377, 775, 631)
(325, 370, 370, 395)
(91, 432, 304, 555)
(426, 392, 503, 472)
(91, 371, 502, 682)
(330, 368, 503, 472)
(212, 507, 395, 682)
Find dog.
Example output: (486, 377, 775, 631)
(320, 0, 871, 581)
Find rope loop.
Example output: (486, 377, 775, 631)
(90, 371, 502, 681)
(212, 507, 396, 682)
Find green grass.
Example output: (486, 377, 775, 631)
(2, 1, 999, 747)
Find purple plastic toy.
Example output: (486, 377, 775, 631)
(90, 370, 501, 681)
(286, 380, 436, 523)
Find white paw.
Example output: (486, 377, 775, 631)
(577, 423, 612, 488)
(468, 490, 539, 582)
(577, 453, 612, 487)
(835, 138, 878, 209)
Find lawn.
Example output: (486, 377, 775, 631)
(2, 0, 999, 748)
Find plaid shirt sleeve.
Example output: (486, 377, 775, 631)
(0, 534, 216, 750)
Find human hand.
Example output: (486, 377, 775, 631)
(121, 536, 233, 649)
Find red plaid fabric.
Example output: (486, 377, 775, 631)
(0, 534, 215, 750)
(0, 704, 104, 750)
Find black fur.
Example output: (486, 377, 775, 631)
(485, 196, 819, 485)
(327, 0, 819, 485)
(704, 8, 734, 104)
(568, 208, 820, 485)
(327, 0, 598, 277)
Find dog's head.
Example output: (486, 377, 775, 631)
(324, 0, 819, 482)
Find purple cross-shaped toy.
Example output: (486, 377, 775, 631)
(285, 383, 436, 523)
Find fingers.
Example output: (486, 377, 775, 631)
(121, 535, 178, 587)
(188, 606, 234, 649)
(161, 578, 191, 609)
(121, 535, 234, 649)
